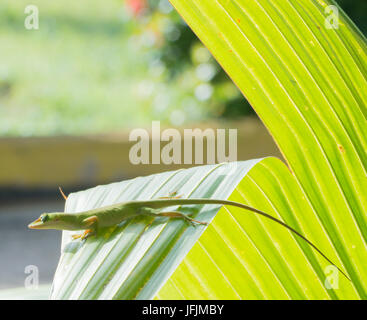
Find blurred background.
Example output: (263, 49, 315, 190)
(0, 0, 365, 294)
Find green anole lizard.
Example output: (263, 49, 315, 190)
(28, 193, 350, 280)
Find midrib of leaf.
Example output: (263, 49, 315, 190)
(169, 0, 367, 297)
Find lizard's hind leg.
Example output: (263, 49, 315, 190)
(157, 191, 183, 200)
(140, 207, 208, 226)
(159, 211, 208, 226)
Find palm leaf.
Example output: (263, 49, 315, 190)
(159, 0, 367, 298)
(51, 0, 366, 299)
(158, 158, 358, 299)
(51, 160, 264, 299)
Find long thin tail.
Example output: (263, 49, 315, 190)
(139, 198, 350, 281)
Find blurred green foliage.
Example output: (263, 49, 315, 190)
(0, 0, 144, 136)
(0, 0, 365, 136)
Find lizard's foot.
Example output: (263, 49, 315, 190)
(72, 229, 95, 240)
(184, 216, 209, 227)
(186, 217, 209, 227)
(158, 191, 183, 199)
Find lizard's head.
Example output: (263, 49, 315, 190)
(28, 213, 66, 230)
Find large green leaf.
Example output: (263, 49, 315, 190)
(158, 158, 357, 299)
(51, 159, 361, 300)
(51, 0, 366, 299)
(51, 160, 263, 299)
(160, 0, 367, 299)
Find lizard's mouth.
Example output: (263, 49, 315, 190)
(28, 217, 44, 229)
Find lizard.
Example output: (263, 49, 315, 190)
(28, 195, 350, 280)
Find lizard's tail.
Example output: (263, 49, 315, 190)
(142, 198, 351, 281)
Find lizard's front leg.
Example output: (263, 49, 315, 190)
(72, 215, 99, 240)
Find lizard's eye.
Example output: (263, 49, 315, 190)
(41, 214, 49, 223)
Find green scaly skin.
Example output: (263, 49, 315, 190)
(28, 197, 350, 280)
